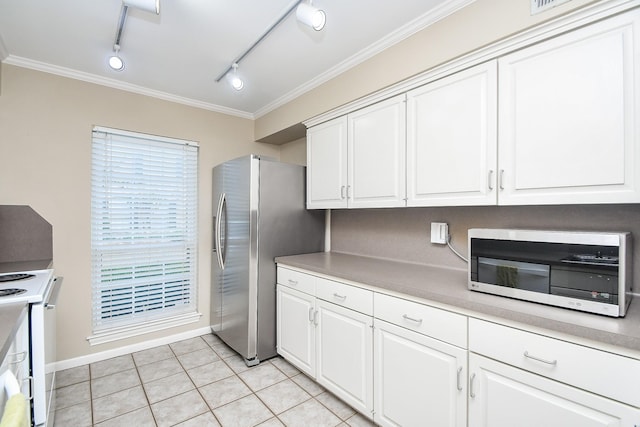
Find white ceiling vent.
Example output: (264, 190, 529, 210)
(531, 0, 572, 15)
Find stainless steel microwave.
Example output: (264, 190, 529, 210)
(468, 229, 633, 317)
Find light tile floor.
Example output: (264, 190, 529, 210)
(53, 333, 377, 427)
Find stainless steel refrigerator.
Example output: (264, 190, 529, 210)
(211, 155, 324, 365)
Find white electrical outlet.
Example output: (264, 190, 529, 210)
(430, 222, 448, 244)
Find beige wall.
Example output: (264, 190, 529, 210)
(255, 0, 597, 140)
(0, 64, 280, 361)
(278, 137, 306, 166)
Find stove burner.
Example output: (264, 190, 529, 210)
(0, 273, 36, 283)
(0, 288, 27, 297)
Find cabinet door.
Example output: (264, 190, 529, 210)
(316, 299, 373, 418)
(498, 11, 640, 205)
(306, 116, 348, 209)
(374, 319, 467, 427)
(468, 354, 640, 427)
(276, 285, 316, 377)
(407, 61, 498, 206)
(348, 95, 406, 208)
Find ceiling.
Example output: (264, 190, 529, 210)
(0, 0, 471, 119)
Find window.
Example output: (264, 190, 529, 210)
(90, 126, 199, 344)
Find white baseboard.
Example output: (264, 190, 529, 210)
(54, 326, 213, 372)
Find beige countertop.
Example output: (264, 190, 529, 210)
(275, 252, 640, 358)
(0, 303, 28, 364)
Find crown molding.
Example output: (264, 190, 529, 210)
(1, 0, 476, 122)
(2, 55, 254, 120)
(253, 0, 476, 118)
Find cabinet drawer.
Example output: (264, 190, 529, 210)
(374, 293, 467, 348)
(316, 278, 373, 315)
(469, 318, 640, 407)
(277, 267, 315, 295)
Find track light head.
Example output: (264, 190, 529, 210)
(108, 45, 125, 71)
(123, 0, 160, 15)
(296, 1, 326, 31)
(228, 63, 244, 91)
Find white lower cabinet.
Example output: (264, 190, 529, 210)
(278, 266, 640, 427)
(276, 268, 375, 419)
(374, 319, 467, 427)
(468, 353, 640, 427)
(276, 284, 316, 377)
(316, 299, 373, 416)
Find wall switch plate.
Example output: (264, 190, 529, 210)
(431, 222, 448, 244)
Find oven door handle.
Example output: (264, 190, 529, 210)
(45, 277, 63, 310)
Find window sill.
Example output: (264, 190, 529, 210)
(87, 311, 202, 346)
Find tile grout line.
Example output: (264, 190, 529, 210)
(132, 353, 158, 427)
(180, 335, 227, 426)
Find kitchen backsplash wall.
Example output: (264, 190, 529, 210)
(331, 204, 640, 290)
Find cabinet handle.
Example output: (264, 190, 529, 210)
(347, 185, 351, 200)
(333, 293, 347, 300)
(524, 351, 557, 366)
(313, 309, 319, 326)
(402, 314, 423, 325)
(488, 170, 494, 190)
(8, 351, 27, 364)
(469, 373, 476, 398)
(288, 279, 298, 286)
(308, 307, 314, 322)
(456, 366, 463, 391)
(499, 169, 505, 190)
(341, 186, 346, 200)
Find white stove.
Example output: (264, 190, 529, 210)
(0, 268, 59, 427)
(0, 269, 54, 305)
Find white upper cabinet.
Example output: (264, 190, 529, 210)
(306, 95, 406, 209)
(407, 61, 498, 206)
(306, 8, 640, 209)
(306, 116, 348, 209)
(497, 10, 640, 205)
(348, 95, 407, 208)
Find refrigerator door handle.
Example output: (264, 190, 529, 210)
(215, 192, 226, 270)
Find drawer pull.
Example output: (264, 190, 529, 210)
(469, 373, 476, 398)
(402, 314, 423, 325)
(288, 279, 298, 286)
(456, 366, 463, 391)
(333, 293, 347, 300)
(524, 351, 557, 366)
(308, 307, 314, 322)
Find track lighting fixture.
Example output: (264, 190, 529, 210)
(228, 63, 244, 91)
(106, 0, 160, 71)
(215, 0, 326, 91)
(123, 0, 160, 15)
(108, 44, 125, 71)
(296, 1, 326, 31)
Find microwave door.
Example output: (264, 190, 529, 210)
(478, 257, 551, 294)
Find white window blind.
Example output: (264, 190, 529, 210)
(91, 126, 198, 333)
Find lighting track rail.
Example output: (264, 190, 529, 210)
(215, 0, 326, 90)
